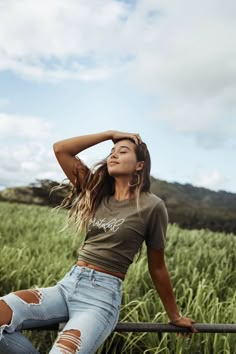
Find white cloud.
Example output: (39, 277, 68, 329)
(124, 0, 236, 149)
(193, 170, 230, 191)
(1, 0, 236, 89)
(0, 0, 235, 148)
(0, 139, 112, 189)
(0, 111, 113, 188)
(0, 58, 114, 83)
(0, 113, 53, 139)
(149, 96, 236, 149)
(0, 142, 64, 188)
(0, 0, 130, 82)
(0, 112, 59, 187)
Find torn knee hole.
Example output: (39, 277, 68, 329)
(56, 329, 82, 353)
(0, 300, 13, 326)
(13, 289, 42, 304)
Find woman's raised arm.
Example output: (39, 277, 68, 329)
(53, 130, 112, 155)
(53, 131, 112, 186)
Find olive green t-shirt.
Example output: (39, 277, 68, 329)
(77, 192, 168, 274)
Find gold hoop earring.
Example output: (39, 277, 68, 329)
(128, 172, 140, 187)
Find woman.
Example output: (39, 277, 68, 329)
(0, 130, 197, 353)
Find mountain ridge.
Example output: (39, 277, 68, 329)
(1, 177, 235, 234)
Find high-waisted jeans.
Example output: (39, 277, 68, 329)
(0, 264, 123, 354)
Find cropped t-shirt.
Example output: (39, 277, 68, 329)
(77, 192, 168, 275)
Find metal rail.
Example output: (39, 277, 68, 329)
(25, 322, 236, 333)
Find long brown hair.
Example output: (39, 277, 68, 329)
(51, 138, 151, 261)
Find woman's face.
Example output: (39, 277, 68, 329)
(107, 139, 142, 177)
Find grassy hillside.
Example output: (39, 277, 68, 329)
(150, 177, 236, 234)
(1, 177, 236, 234)
(0, 201, 235, 353)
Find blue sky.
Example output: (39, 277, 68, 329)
(0, 0, 235, 193)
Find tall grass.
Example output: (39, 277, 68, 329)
(0, 201, 235, 353)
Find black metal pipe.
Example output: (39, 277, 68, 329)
(24, 322, 236, 333)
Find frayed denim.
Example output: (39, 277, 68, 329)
(0, 264, 122, 353)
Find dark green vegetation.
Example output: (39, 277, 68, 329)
(150, 177, 236, 234)
(0, 202, 235, 353)
(1, 177, 236, 235)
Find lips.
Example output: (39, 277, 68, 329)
(109, 161, 119, 165)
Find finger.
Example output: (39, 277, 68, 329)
(135, 135, 140, 144)
(137, 134, 142, 143)
(132, 135, 139, 145)
(131, 134, 140, 144)
(189, 325, 198, 333)
(187, 318, 196, 323)
(129, 135, 135, 143)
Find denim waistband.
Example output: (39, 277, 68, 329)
(71, 264, 123, 286)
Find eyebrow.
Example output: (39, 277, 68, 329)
(110, 145, 131, 152)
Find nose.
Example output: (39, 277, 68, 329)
(108, 155, 119, 165)
(109, 152, 118, 159)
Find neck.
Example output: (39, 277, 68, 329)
(113, 177, 136, 201)
(113, 192, 135, 201)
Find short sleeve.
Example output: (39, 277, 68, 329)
(145, 201, 168, 250)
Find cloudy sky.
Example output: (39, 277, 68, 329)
(0, 0, 235, 193)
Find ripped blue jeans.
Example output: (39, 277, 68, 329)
(0, 264, 123, 354)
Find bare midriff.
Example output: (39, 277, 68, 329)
(76, 260, 125, 280)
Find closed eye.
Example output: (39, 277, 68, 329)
(108, 151, 127, 156)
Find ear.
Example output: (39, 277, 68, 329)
(136, 161, 144, 172)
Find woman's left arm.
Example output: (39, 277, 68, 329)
(147, 247, 198, 335)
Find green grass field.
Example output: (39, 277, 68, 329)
(0, 201, 235, 353)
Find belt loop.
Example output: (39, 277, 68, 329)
(89, 268, 95, 280)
